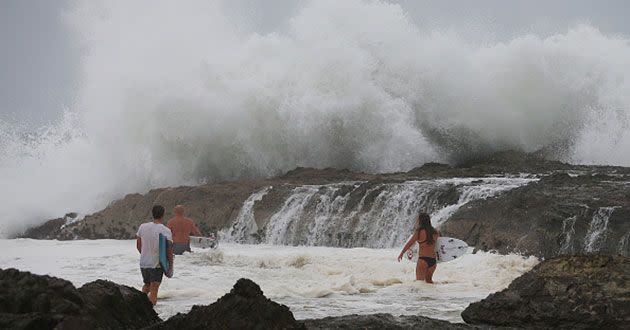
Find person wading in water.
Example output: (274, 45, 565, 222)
(167, 205, 202, 255)
(136, 205, 173, 305)
(397, 212, 440, 283)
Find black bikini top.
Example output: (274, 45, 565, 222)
(417, 229, 438, 245)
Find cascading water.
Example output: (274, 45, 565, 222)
(429, 178, 534, 226)
(220, 186, 272, 243)
(559, 216, 578, 254)
(222, 177, 536, 248)
(619, 232, 630, 255)
(341, 180, 451, 248)
(584, 206, 618, 253)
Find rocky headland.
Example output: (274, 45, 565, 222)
(21, 151, 630, 259)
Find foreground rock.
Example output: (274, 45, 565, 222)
(8, 263, 625, 330)
(151, 278, 495, 330)
(462, 254, 630, 329)
(0, 268, 160, 329)
(0, 268, 495, 330)
(148, 278, 303, 330)
(301, 314, 498, 329)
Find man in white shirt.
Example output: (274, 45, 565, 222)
(136, 205, 173, 305)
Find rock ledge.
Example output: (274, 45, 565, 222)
(462, 254, 630, 329)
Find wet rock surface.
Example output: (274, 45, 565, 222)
(78, 279, 162, 329)
(442, 173, 630, 258)
(149, 278, 499, 330)
(19, 213, 79, 239)
(0, 268, 160, 330)
(461, 254, 630, 329)
(147, 278, 303, 330)
(300, 314, 500, 329)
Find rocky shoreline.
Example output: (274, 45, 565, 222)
(462, 254, 630, 329)
(2, 254, 628, 329)
(20, 151, 630, 259)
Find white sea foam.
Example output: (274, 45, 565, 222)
(1, 0, 630, 236)
(0, 239, 538, 322)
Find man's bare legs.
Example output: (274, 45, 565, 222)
(148, 282, 161, 305)
(142, 282, 161, 305)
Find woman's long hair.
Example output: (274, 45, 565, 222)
(414, 212, 437, 244)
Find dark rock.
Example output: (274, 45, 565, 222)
(19, 212, 80, 239)
(65, 212, 78, 219)
(461, 255, 630, 329)
(19, 217, 67, 239)
(300, 313, 500, 329)
(148, 278, 303, 330)
(0, 268, 160, 330)
(441, 174, 630, 258)
(0, 268, 83, 316)
(456, 150, 565, 170)
(78, 280, 160, 329)
(0, 312, 56, 330)
(150, 278, 493, 330)
(280, 167, 368, 182)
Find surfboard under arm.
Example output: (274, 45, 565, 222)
(159, 234, 173, 277)
(406, 236, 469, 263)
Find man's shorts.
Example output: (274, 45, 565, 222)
(173, 242, 191, 255)
(141, 267, 163, 284)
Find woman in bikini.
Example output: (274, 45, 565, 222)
(397, 212, 439, 283)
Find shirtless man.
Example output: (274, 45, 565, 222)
(167, 205, 202, 255)
(136, 205, 173, 305)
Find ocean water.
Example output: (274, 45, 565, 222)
(1, 239, 538, 322)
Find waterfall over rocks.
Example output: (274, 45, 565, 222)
(559, 216, 578, 254)
(222, 178, 535, 248)
(221, 187, 272, 244)
(584, 207, 618, 253)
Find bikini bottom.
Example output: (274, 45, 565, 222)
(418, 256, 437, 268)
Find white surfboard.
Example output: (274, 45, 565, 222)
(190, 236, 219, 249)
(406, 236, 469, 263)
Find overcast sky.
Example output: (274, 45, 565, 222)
(2, 0, 630, 127)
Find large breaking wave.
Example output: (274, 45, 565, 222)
(1, 0, 629, 236)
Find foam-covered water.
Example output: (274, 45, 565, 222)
(0, 239, 538, 322)
(2, 0, 630, 236)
